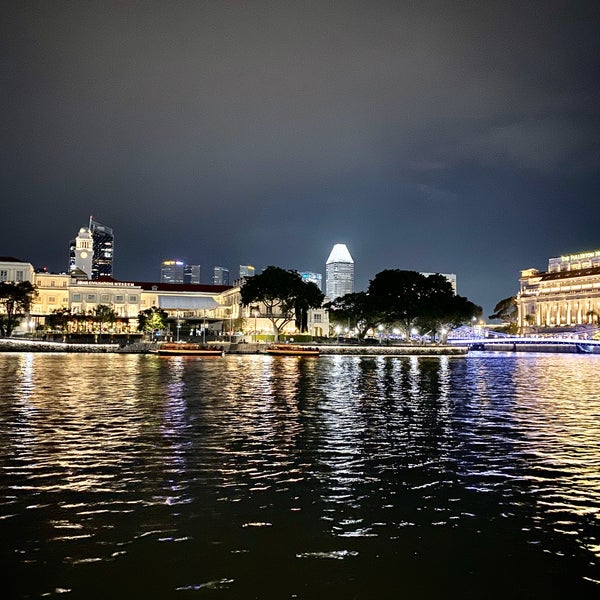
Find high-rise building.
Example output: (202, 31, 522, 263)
(300, 271, 322, 291)
(161, 260, 185, 284)
(184, 264, 201, 284)
(213, 266, 230, 286)
(239, 265, 255, 279)
(89, 218, 114, 279)
(326, 244, 354, 300)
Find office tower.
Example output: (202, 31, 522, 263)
(89, 218, 114, 279)
(161, 260, 185, 284)
(213, 266, 230, 286)
(69, 227, 94, 278)
(326, 243, 354, 300)
(184, 264, 201, 284)
(300, 271, 322, 291)
(239, 265, 255, 279)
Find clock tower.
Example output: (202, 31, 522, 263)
(72, 227, 93, 279)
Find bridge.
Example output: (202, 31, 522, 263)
(448, 334, 600, 354)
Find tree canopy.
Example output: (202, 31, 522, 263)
(240, 266, 324, 340)
(489, 296, 518, 322)
(137, 306, 168, 333)
(326, 270, 481, 342)
(0, 281, 37, 337)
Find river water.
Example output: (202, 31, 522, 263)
(1, 352, 599, 599)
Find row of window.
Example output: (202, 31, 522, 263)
(71, 294, 138, 303)
(0, 270, 25, 282)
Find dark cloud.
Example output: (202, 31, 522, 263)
(2, 1, 599, 315)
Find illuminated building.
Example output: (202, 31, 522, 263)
(69, 227, 93, 278)
(516, 249, 600, 331)
(213, 266, 230, 286)
(184, 264, 201, 284)
(68, 218, 114, 280)
(326, 243, 354, 300)
(300, 271, 322, 291)
(0, 256, 35, 283)
(89, 218, 114, 279)
(239, 265, 255, 279)
(161, 260, 185, 284)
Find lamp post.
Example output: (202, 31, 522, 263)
(176, 312, 181, 342)
(253, 307, 259, 343)
(378, 324, 384, 344)
(335, 325, 341, 344)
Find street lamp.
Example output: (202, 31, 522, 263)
(335, 325, 341, 344)
(378, 324, 384, 344)
(253, 307, 259, 343)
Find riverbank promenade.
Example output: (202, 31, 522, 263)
(0, 338, 467, 355)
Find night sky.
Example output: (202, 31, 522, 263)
(3, 1, 599, 317)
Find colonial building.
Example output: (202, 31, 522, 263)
(516, 249, 600, 332)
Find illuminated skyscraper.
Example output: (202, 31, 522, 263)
(161, 260, 185, 284)
(325, 243, 354, 300)
(184, 264, 201, 284)
(213, 266, 230, 286)
(89, 218, 114, 279)
(300, 271, 322, 291)
(239, 265, 255, 279)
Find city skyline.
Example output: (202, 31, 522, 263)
(3, 3, 599, 317)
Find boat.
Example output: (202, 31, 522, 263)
(151, 342, 224, 357)
(266, 343, 320, 356)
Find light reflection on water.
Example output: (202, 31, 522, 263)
(1, 352, 599, 598)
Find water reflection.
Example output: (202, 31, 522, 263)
(0, 352, 599, 598)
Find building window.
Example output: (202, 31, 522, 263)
(115, 295, 124, 303)
(313, 313, 322, 323)
(129, 295, 138, 303)
(101, 294, 110, 302)
(0, 270, 7, 281)
(16, 271, 24, 281)
(73, 294, 81, 301)
(50, 280, 56, 287)
(48, 296, 56, 303)
(87, 294, 96, 301)
(62, 281, 67, 287)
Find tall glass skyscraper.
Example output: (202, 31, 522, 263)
(89, 218, 114, 279)
(161, 260, 185, 284)
(325, 243, 354, 300)
(213, 266, 230, 286)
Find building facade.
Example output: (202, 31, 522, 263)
(516, 249, 600, 332)
(300, 271, 322, 291)
(161, 260, 185, 284)
(0, 257, 35, 283)
(325, 243, 354, 301)
(89, 219, 114, 279)
(213, 266, 230, 286)
(184, 264, 201, 284)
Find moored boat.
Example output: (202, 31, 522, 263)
(151, 342, 224, 357)
(266, 343, 320, 356)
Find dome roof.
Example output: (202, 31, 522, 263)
(326, 243, 353, 264)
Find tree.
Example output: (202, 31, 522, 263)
(367, 270, 481, 342)
(138, 306, 168, 333)
(94, 305, 117, 331)
(45, 308, 72, 332)
(489, 296, 518, 322)
(0, 281, 37, 337)
(368, 270, 436, 337)
(418, 294, 482, 343)
(240, 266, 324, 341)
(324, 292, 382, 340)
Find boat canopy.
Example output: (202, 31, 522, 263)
(157, 296, 220, 310)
